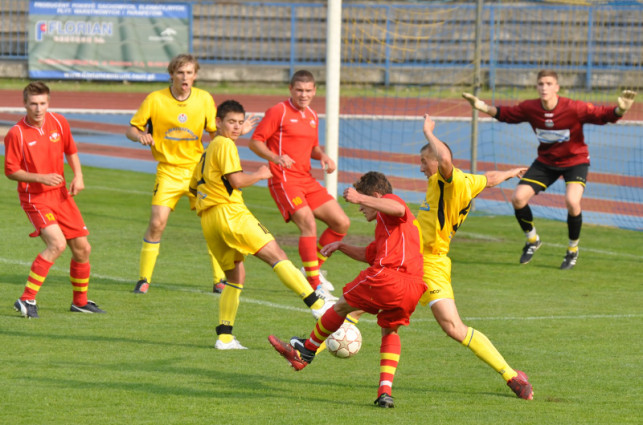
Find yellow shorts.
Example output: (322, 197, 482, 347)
(419, 254, 453, 306)
(200, 203, 275, 271)
(152, 163, 196, 210)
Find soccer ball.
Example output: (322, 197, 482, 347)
(326, 323, 362, 358)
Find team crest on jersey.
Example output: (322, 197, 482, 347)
(419, 199, 430, 211)
(178, 113, 188, 123)
(49, 132, 61, 143)
(545, 119, 554, 128)
(309, 119, 316, 128)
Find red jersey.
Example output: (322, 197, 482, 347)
(252, 99, 319, 183)
(496, 97, 621, 167)
(4, 112, 77, 194)
(364, 194, 423, 277)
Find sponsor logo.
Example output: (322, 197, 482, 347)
(35, 20, 113, 43)
(28, 141, 37, 146)
(544, 113, 554, 118)
(149, 27, 177, 42)
(290, 119, 298, 123)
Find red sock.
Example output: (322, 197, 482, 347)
(317, 228, 346, 267)
(21, 254, 53, 300)
(70, 260, 90, 306)
(299, 236, 320, 289)
(378, 333, 401, 397)
(304, 306, 345, 352)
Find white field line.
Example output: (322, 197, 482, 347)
(2, 256, 641, 324)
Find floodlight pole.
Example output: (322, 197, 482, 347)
(325, 0, 341, 198)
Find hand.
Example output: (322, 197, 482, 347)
(138, 132, 154, 146)
(39, 173, 64, 186)
(241, 114, 260, 135)
(616, 90, 637, 116)
(513, 167, 528, 179)
(275, 154, 295, 169)
(320, 241, 342, 257)
(462, 92, 490, 114)
(320, 155, 336, 174)
(255, 165, 272, 180)
(423, 114, 436, 135)
(343, 187, 362, 204)
(68, 174, 85, 196)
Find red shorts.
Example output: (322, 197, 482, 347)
(268, 176, 334, 222)
(19, 188, 89, 239)
(343, 267, 427, 329)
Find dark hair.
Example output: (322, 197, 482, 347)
(290, 69, 315, 86)
(217, 100, 245, 119)
(420, 142, 453, 161)
(23, 81, 50, 103)
(537, 69, 558, 82)
(168, 53, 200, 75)
(353, 171, 393, 196)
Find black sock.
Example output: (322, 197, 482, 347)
(567, 213, 582, 241)
(514, 205, 534, 232)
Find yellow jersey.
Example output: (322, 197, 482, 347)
(130, 87, 217, 167)
(417, 167, 487, 256)
(190, 134, 245, 215)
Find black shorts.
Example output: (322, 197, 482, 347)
(518, 160, 589, 194)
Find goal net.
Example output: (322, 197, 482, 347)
(337, 1, 643, 231)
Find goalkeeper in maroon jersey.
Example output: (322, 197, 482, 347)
(463, 70, 637, 269)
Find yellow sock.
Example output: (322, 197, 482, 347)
(219, 281, 243, 340)
(462, 327, 517, 382)
(139, 240, 160, 282)
(209, 248, 226, 283)
(273, 260, 322, 309)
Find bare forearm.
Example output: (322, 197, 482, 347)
(336, 243, 368, 263)
(249, 139, 277, 163)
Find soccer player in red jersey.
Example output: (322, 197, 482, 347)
(269, 171, 427, 408)
(249, 70, 350, 298)
(463, 70, 637, 269)
(4, 82, 105, 318)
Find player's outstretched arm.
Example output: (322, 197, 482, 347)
(423, 114, 453, 180)
(615, 90, 637, 116)
(462, 92, 498, 117)
(484, 167, 527, 188)
(320, 241, 368, 263)
(343, 187, 405, 217)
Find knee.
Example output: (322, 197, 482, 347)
(334, 215, 350, 234)
(73, 241, 91, 262)
(565, 199, 582, 215)
(511, 193, 527, 209)
(46, 240, 67, 260)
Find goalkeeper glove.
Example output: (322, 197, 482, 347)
(615, 90, 637, 116)
(462, 92, 490, 114)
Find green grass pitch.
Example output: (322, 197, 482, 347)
(0, 162, 640, 425)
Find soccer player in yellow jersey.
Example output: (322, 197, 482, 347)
(126, 54, 256, 294)
(418, 114, 534, 400)
(190, 100, 334, 349)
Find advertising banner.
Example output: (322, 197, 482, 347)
(28, 1, 191, 81)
